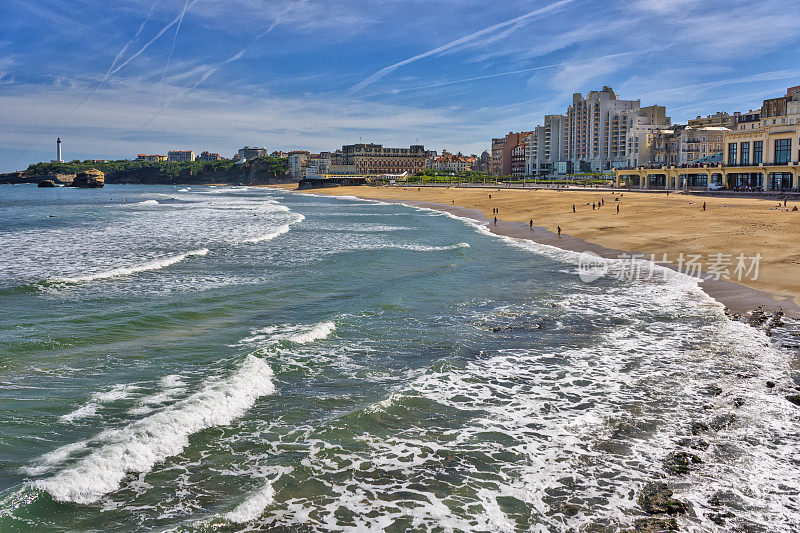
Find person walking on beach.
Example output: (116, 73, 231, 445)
(529, 218, 533, 230)
(557, 225, 561, 238)
(573, 204, 576, 213)
(494, 216, 497, 225)
(616, 204, 619, 214)
(592, 203, 596, 210)
(703, 202, 706, 211)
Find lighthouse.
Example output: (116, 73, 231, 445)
(57, 137, 62, 163)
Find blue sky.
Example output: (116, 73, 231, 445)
(1, 0, 799, 171)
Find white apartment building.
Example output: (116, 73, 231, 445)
(566, 86, 642, 172)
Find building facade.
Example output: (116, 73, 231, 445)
(136, 154, 167, 162)
(167, 151, 195, 162)
(566, 86, 643, 171)
(490, 132, 532, 176)
(237, 147, 268, 160)
(197, 151, 222, 161)
(333, 143, 427, 175)
(616, 86, 800, 191)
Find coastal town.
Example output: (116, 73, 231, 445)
(14, 83, 798, 194)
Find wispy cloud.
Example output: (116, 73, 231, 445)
(347, 0, 577, 95)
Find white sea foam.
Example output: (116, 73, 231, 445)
(21, 441, 89, 476)
(34, 355, 275, 504)
(242, 224, 291, 244)
(238, 321, 336, 347)
(287, 321, 336, 344)
(131, 199, 160, 206)
(49, 248, 209, 284)
(59, 403, 99, 423)
(225, 482, 275, 523)
(60, 384, 139, 423)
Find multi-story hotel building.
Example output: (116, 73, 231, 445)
(197, 151, 222, 161)
(527, 115, 567, 176)
(566, 86, 642, 172)
(490, 132, 532, 176)
(237, 147, 268, 160)
(136, 154, 167, 162)
(332, 143, 427, 175)
(722, 85, 800, 189)
(616, 86, 800, 190)
(167, 150, 195, 162)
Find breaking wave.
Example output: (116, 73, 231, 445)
(33, 355, 275, 504)
(48, 249, 209, 284)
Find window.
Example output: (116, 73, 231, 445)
(753, 141, 763, 164)
(775, 138, 791, 164)
(728, 143, 737, 165)
(740, 142, 750, 165)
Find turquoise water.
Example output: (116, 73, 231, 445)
(0, 184, 798, 531)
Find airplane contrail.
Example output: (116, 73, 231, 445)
(143, 13, 284, 127)
(157, 0, 192, 107)
(108, 0, 199, 77)
(358, 51, 640, 99)
(347, 0, 577, 95)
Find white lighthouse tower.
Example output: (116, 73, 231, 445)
(57, 137, 63, 163)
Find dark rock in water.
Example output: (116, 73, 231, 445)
(67, 168, 104, 188)
(691, 421, 709, 435)
(700, 385, 722, 397)
(638, 482, 688, 515)
(37, 179, 56, 187)
(633, 517, 679, 532)
(708, 510, 736, 526)
(770, 310, 785, 329)
(746, 307, 769, 328)
(664, 451, 702, 475)
(677, 437, 709, 451)
(766, 381, 776, 388)
(786, 394, 800, 407)
(732, 397, 745, 408)
(709, 414, 736, 430)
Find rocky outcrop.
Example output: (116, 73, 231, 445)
(67, 169, 104, 188)
(638, 482, 689, 516)
(664, 451, 702, 475)
(37, 180, 56, 187)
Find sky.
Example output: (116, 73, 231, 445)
(1, 0, 799, 171)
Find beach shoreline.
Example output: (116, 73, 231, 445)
(269, 183, 800, 319)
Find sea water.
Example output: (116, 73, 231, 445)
(0, 184, 798, 531)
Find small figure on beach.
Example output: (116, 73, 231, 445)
(703, 202, 707, 211)
(592, 203, 596, 210)
(529, 218, 533, 230)
(573, 204, 576, 213)
(489, 194, 492, 199)
(616, 204, 619, 214)
(557, 225, 561, 238)
(784, 198, 788, 208)
(494, 216, 497, 225)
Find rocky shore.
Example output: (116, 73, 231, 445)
(1, 157, 294, 187)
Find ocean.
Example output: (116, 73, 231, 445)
(0, 184, 798, 531)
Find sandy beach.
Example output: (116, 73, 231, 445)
(272, 183, 800, 317)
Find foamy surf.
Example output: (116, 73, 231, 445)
(225, 482, 276, 523)
(34, 355, 275, 504)
(130, 199, 160, 207)
(238, 321, 336, 347)
(48, 248, 209, 284)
